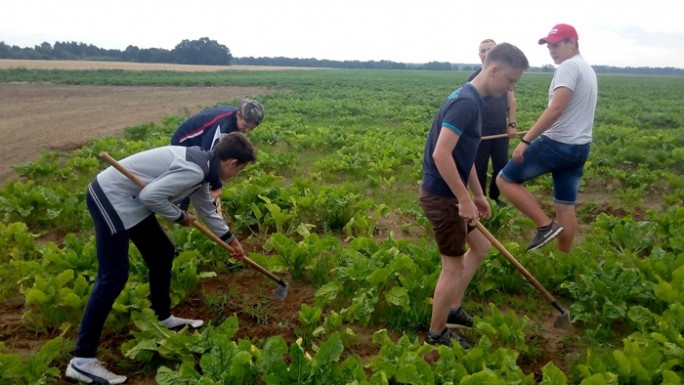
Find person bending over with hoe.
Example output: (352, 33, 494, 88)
(66, 132, 256, 384)
(420, 43, 529, 348)
(496, 24, 597, 253)
(171, 98, 264, 209)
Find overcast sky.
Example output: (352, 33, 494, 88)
(3, 0, 683, 68)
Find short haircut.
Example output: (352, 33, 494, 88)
(483, 42, 529, 70)
(480, 38, 496, 45)
(213, 132, 257, 165)
(238, 98, 265, 125)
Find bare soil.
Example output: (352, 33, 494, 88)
(0, 83, 274, 183)
(0, 59, 318, 72)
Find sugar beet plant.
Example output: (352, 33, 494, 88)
(1, 68, 684, 383)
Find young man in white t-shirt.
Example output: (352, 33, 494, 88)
(497, 23, 598, 253)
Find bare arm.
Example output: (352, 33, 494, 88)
(432, 127, 479, 222)
(468, 164, 491, 219)
(433, 128, 468, 201)
(506, 90, 517, 137)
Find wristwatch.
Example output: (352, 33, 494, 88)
(507, 122, 517, 128)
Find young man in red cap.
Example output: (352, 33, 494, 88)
(496, 23, 597, 253)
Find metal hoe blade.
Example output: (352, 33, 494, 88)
(475, 220, 572, 328)
(274, 283, 289, 301)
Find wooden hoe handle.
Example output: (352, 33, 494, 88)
(99, 152, 287, 287)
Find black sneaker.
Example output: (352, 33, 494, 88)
(446, 307, 473, 329)
(494, 199, 508, 208)
(426, 328, 473, 349)
(526, 220, 564, 252)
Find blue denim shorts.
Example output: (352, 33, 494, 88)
(499, 136, 590, 205)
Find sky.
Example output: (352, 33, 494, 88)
(3, 0, 683, 68)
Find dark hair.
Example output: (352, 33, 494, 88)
(213, 132, 257, 165)
(484, 42, 530, 70)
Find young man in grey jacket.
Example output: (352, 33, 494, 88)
(66, 132, 256, 384)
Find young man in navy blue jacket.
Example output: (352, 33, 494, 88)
(171, 98, 264, 203)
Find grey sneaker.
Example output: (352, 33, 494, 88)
(446, 307, 473, 329)
(161, 315, 204, 331)
(526, 220, 564, 252)
(65, 358, 127, 384)
(426, 328, 473, 349)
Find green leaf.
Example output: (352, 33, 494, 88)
(384, 286, 409, 310)
(461, 370, 505, 385)
(541, 362, 568, 385)
(58, 291, 82, 308)
(124, 339, 159, 360)
(24, 287, 48, 305)
(314, 281, 342, 306)
(55, 269, 75, 286)
(611, 350, 631, 377)
(661, 370, 682, 384)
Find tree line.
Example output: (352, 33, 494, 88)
(0, 37, 232, 66)
(1, 38, 682, 75)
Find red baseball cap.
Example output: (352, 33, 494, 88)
(538, 23, 579, 45)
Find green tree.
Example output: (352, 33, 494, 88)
(171, 37, 232, 65)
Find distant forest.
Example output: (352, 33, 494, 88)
(1, 37, 682, 75)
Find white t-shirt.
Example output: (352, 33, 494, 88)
(543, 55, 598, 144)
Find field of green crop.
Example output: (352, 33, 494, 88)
(1, 67, 683, 384)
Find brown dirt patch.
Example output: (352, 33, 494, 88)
(0, 83, 273, 183)
(0, 268, 318, 385)
(0, 59, 319, 72)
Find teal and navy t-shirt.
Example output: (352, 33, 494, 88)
(421, 82, 484, 198)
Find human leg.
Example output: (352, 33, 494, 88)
(419, 189, 472, 347)
(496, 175, 550, 226)
(445, 227, 491, 328)
(68, 192, 129, 383)
(129, 215, 177, 321)
(430, 255, 465, 333)
(497, 137, 566, 227)
(74, 193, 131, 358)
(555, 203, 576, 253)
(474, 140, 492, 197)
(489, 137, 510, 201)
(448, 228, 490, 309)
(129, 215, 204, 330)
(426, 255, 474, 348)
(549, 141, 590, 253)
(429, 231, 490, 343)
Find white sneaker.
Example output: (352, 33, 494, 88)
(161, 315, 204, 330)
(65, 358, 127, 384)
